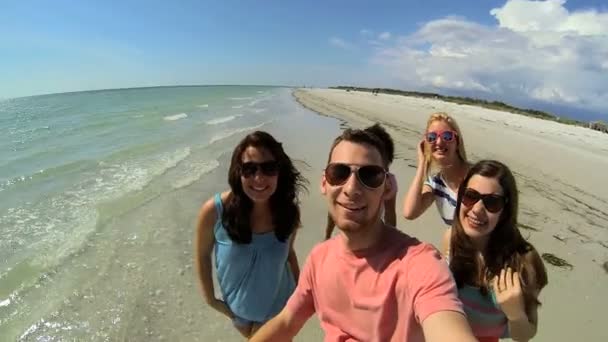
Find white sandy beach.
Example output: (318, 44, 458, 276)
(4, 87, 605, 341)
(290, 88, 608, 342)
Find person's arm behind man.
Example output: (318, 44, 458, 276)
(324, 212, 334, 240)
(383, 172, 398, 226)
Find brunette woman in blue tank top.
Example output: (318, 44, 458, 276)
(195, 131, 307, 338)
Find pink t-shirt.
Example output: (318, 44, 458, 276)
(286, 226, 463, 342)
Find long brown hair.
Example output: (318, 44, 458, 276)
(223, 131, 307, 243)
(450, 160, 548, 312)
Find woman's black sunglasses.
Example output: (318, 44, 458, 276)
(324, 163, 387, 189)
(241, 161, 279, 178)
(461, 188, 507, 213)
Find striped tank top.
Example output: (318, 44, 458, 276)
(458, 286, 509, 341)
(446, 250, 509, 341)
(425, 173, 457, 226)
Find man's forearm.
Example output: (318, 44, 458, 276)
(422, 311, 477, 342)
(249, 314, 297, 342)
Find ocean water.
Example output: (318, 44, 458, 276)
(0, 86, 335, 341)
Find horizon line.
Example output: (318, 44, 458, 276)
(3, 84, 604, 123)
(2, 83, 305, 101)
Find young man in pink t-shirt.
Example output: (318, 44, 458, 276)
(250, 125, 476, 342)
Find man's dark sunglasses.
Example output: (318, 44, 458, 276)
(324, 163, 387, 189)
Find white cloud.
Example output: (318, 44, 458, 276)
(329, 37, 354, 50)
(378, 31, 391, 40)
(360, 29, 372, 36)
(491, 0, 608, 35)
(371, 0, 608, 112)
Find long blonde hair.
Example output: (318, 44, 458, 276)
(424, 112, 468, 174)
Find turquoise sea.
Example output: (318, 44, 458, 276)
(0, 86, 337, 341)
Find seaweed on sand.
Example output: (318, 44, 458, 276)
(542, 253, 574, 270)
(519, 223, 540, 232)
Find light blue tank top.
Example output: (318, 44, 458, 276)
(213, 193, 295, 322)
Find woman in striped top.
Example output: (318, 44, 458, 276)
(403, 112, 470, 226)
(443, 160, 548, 342)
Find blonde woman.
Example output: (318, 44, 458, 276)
(403, 112, 469, 226)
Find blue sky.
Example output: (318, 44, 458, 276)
(1, 0, 606, 119)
